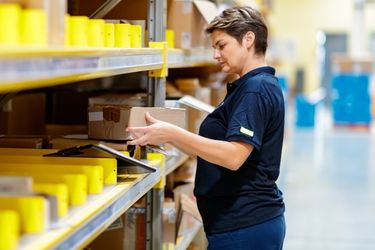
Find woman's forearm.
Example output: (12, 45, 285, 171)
(169, 126, 252, 171)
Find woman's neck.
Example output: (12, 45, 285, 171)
(240, 54, 267, 76)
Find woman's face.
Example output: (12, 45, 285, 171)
(210, 29, 249, 75)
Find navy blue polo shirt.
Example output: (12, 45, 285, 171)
(194, 66, 285, 234)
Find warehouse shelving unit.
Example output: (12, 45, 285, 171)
(18, 169, 161, 250)
(168, 48, 215, 69)
(0, 48, 162, 94)
(0, 0, 216, 249)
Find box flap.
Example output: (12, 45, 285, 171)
(179, 95, 215, 113)
(193, 0, 219, 24)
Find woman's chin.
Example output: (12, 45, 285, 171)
(220, 66, 231, 73)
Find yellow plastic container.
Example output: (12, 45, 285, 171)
(104, 22, 115, 47)
(69, 15, 89, 47)
(0, 172, 87, 206)
(0, 152, 117, 185)
(33, 183, 69, 218)
(131, 25, 142, 48)
(166, 29, 175, 49)
(0, 161, 103, 194)
(0, 210, 19, 250)
(0, 3, 21, 46)
(88, 19, 105, 47)
(147, 153, 165, 189)
(0, 196, 47, 234)
(115, 23, 131, 48)
(20, 8, 47, 46)
(64, 14, 70, 47)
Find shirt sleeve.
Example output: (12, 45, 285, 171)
(225, 92, 269, 151)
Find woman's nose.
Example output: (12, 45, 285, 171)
(213, 49, 220, 60)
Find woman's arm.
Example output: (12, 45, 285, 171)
(126, 112, 253, 171)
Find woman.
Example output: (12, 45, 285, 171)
(127, 6, 286, 250)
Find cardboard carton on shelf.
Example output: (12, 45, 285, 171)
(0, 93, 46, 135)
(174, 78, 212, 133)
(49, 136, 129, 151)
(167, 0, 219, 49)
(0, 137, 44, 149)
(88, 106, 186, 141)
(45, 124, 88, 137)
(88, 93, 147, 107)
(331, 54, 373, 73)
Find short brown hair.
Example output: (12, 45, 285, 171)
(205, 6, 268, 55)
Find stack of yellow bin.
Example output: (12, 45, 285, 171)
(0, 148, 118, 249)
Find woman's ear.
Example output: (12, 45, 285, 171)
(243, 31, 255, 49)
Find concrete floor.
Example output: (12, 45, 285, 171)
(278, 109, 375, 249)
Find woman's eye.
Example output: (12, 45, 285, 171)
(219, 44, 225, 50)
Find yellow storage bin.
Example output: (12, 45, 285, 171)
(33, 183, 69, 218)
(0, 172, 86, 206)
(0, 151, 116, 185)
(104, 22, 115, 47)
(0, 3, 21, 46)
(88, 19, 105, 47)
(69, 15, 89, 46)
(20, 8, 47, 46)
(0, 196, 47, 234)
(0, 210, 19, 250)
(115, 23, 131, 48)
(0, 161, 103, 194)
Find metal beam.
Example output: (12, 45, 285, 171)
(90, 0, 123, 19)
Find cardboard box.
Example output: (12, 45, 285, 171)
(0, 93, 46, 135)
(332, 55, 373, 73)
(163, 200, 177, 244)
(88, 106, 186, 140)
(87, 215, 125, 250)
(0, 135, 50, 148)
(0, 137, 44, 149)
(210, 84, 226, 107)
(88, 93, 147, 107)
(173, 183, 202, 239)
(45, 124, 88, 136)
(167, 0, 219, 49)
(175, 78, 211, 133)
(50, 137, 129, 151)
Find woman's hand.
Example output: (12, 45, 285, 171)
(126, 112, 175, 146)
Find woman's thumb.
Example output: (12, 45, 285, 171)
(145, 112, 157, 125)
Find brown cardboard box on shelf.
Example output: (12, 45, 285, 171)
(0, 135, 50, 148)
(210, 84, 227, 107)
(331, 54, 373, 73)
(167, 0, 219, 49)
(87, 215, 125, 250)
(174, 183, 202, 240)
(45, 124, 88, 137)
(175, 78, 211, 133)
(88, 106, 186, 140)
(173, 157, 196, 183)
(49, 137, 129, 151)
(163, 200, 177, 245)
(88, 93, 147, 107)
(0, 93, 46, 135)
(0, 137, 44, 149)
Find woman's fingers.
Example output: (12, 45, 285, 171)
(126, 126, 148, 133)
(127, 135, 148, 146)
